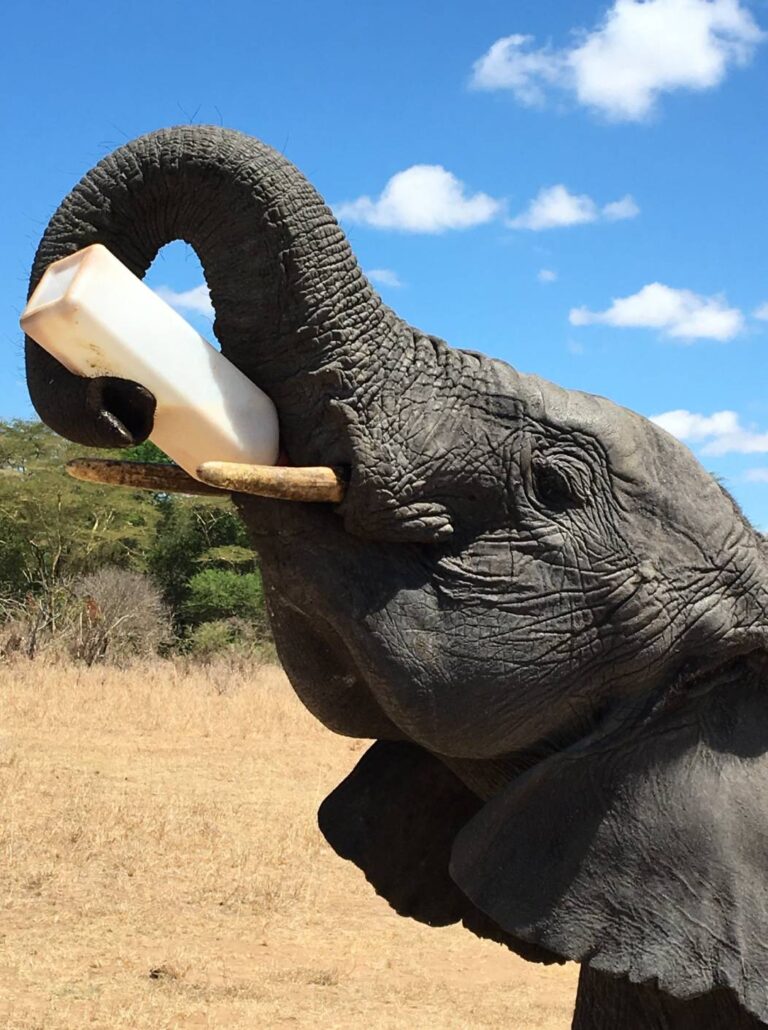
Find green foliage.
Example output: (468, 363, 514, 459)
(0, 418, 162, 592)
(120, 439, 172, 463)
(182, 569, 265, 625)
(0, 420, 270, 660)
(200, 544, 256, 568)
(148, 498, 257, 618)
(185, 619, 238, 658)
(0, 510, 28, 595)
(184, 617, 276, 664)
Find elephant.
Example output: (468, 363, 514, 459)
(24, 125, 768, 1029)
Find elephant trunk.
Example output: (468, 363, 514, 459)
(25, 125, 403, 464)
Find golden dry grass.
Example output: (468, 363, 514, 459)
(0, 659, 577, 1029)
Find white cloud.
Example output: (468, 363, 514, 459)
(366, 268, 404, 288)
(754, 302, 768, 321)
(603, 194, 641, 221)
(470, 34, 566, 105)
(745, 468, 768, 483)
(510, 185, 597, 229)
(334, 165, 501, 233)
(154, 283, 213, 319)
(538, 268, 558, 283)
(470, 0, 764, 122)
(651, 409, 739, 440)
(570, 282, 744, 341)
(509, 184, 639, 230)
(651, 409, 768, 454)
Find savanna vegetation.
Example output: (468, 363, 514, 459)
(0, 659, 577, 1028)
(0, 420, 272, 665)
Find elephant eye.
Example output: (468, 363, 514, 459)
(531, 456, 584, 511)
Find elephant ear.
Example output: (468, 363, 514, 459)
(318, 741, 480, 925)
(450, 674, 768, 1023)
(318, 740, 561, 962)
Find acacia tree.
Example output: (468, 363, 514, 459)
(148, 496, 259, 616)
(0, 419, 162, 594)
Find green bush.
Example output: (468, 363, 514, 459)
(148, 499, 258, 618)
(185, 619, 237, 658)
(181, 568, 266, 625)
(185, 617, 276, 664)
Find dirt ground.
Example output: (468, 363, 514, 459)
(0, 660, 577, 1029)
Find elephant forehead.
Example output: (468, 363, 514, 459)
(514, 371, 714, 484)
(481, 362, 742, 545)
(512, 369, 660, 459)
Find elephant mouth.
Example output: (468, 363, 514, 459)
(54, 368, 352, 505)
(663, 643, 768, 713)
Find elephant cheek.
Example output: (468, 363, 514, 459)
(265, 591, 403, 741)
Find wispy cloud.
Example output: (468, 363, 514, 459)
(754, 302, 768, 321)
(651, 409, 768, 454)
(470, 0, 764, 122)
(570, 282, 744, 341)
(744, 468, 768, 483)
(471, 34, 566, 107)
(538, 268, 558, 283)
(509, 185, 639, 230)
(603, 195, 641, 221)
(334, 165, 501, 233)
(154, 283, 213, 319)
(366, 268, 404, 288)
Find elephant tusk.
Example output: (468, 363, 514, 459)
(196, 461, 347, 503)
(66, 458, 224, 495)
(66, 458, 347, 503)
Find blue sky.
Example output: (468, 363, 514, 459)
(3, 0, 768, 523)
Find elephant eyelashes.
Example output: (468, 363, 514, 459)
(531, 456, 586, 511)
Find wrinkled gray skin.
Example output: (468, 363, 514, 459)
(25, 126, 768, 1029)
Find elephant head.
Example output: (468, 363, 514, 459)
(25, 126, 768, 1026)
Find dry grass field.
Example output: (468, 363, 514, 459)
(0, 659, 577, 1029)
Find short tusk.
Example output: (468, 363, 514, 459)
(197, 461, 346, 503)
(66, 458, 347, 503)
(66, 458, 224, 495)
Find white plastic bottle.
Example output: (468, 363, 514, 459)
(21, 244, 280, 480)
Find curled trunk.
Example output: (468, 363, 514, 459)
(25, 125, 402, 463)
